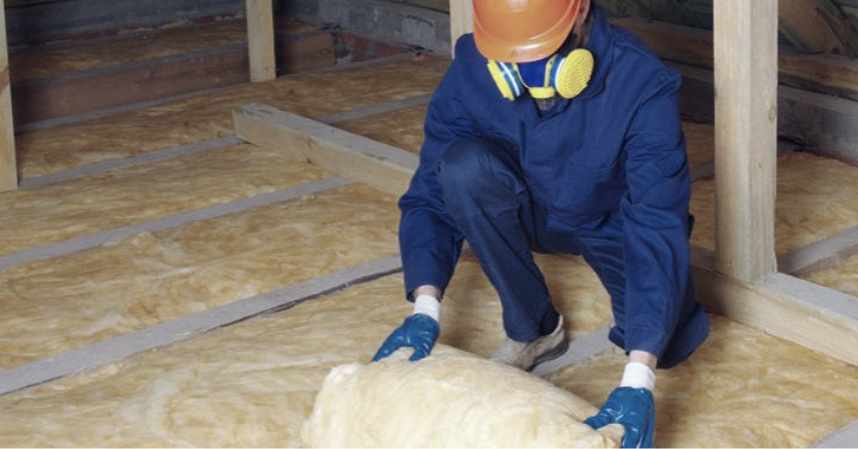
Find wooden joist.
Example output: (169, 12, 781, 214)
(713, 0, 779, 282)
(694, 266, 858, 367)
(233, 104, 418, 194)
(233, 103, 858, 367)
(246, 0, 276, 82)
(0, 0, 16, 192)
(449, 0, 473, 56)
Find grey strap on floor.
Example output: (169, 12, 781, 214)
(19, 136, 243, 189)
(814, 421, 858, 448)
(0, 177, 350, 272)
(779, 226, 858, 276)
(0, 255, 403, 396)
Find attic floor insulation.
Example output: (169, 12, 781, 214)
(690, 152, 858, 256)
(16, 55, 448, 178)
(0, 181, 401, 368)
(2, 48, 858, 448)
(1, 269, 857, 447)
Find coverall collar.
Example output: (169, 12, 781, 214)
(575, 6, 613, 100)
(517, 6, 614, 122)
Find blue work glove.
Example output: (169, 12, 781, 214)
(585, 387, 656, 448)
(372, 314, 439, 362)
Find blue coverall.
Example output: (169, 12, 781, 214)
(398, 7, 709, 369)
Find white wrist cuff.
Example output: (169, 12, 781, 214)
(413, 294, 441, 321)
(620, 362, 656, 391)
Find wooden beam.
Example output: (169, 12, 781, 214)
(693, 265, 858, 367)
(245, 0, 276, 82)
(0, 0, 16, 192)
(233, 104, 858, 367)
(713, 0, 779, 282)
(449, 0, 473, 56)
(233, 104, 418, 195)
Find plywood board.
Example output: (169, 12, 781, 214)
(549, 315, 858, 448)
(0, 252, 614, 447)
(804, 253, 858, 298)
(0, 144, 327, 255)
(0, 182, 402, 369)
(16, 55, 449, 178)
(691, 152, 858, 255)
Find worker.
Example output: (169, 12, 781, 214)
(373, 0, 710, 447)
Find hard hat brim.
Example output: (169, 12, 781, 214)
(473, 0, 582, 63)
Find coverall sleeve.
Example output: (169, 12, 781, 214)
(397, 64, 473, 300)
(619, 69, 692, 358)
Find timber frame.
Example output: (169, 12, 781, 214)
(234, 0, 858, 368)
(0, 0, 278, 192)
(0, 0, 15, 192)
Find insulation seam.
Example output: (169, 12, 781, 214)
(0, 255, 403, 396)
(0, 177, 351, 272)
(19, 93, 431, 189)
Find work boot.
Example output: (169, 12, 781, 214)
(491, 316, 569, 371)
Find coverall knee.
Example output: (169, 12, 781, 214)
(437, 137, 561, 342)
(435, 138, 707, 368)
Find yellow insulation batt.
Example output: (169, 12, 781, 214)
(1, 268, 857, 447)
(0, 144, 327, 254)
(691, 152, 858, 255)
(0, 255, 614, 447)
(11, 20, 256, 79)
(803, 253, 858, 298)
(16, 55, 449, 178)
(0, 182, 401, 368)
(549, 315, 858, 448)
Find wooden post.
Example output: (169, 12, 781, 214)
(449, 0, 474, 57)
(714, 0, 779, 282)
(246, 0, 276, 82)
(0, 0, 16, 192)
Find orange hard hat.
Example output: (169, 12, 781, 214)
(473, 0, 585, 62)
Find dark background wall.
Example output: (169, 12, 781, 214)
(5, 0, 245, 46)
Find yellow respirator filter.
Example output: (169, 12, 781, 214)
(487, 49, 594, 101)
(555, 49, 595, 99)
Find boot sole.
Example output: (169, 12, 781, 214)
(526, 335, 570, 372)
